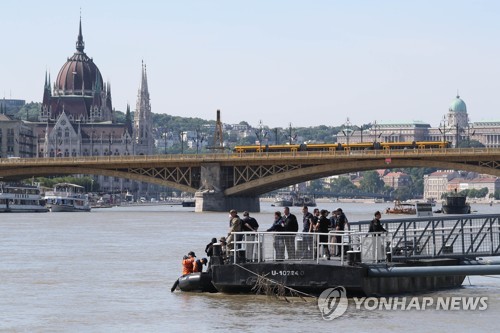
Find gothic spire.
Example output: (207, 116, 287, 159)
(76, 14, 85, 53)
(141, 60, 149, 94)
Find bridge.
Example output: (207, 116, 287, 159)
(1, 147, 500, 211)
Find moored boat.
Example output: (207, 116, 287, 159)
(182, 199, 195, 207)
(176, 213, 500, 296)
(0, 184, 49, 213)
(273, 198, 293, 207)
(177, 272, 217, 292)
(44, 183, 91, 212)
(385, 200, 416, 215)
(442, 194, 471, 214)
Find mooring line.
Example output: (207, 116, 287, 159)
(234, 263, 317, 298)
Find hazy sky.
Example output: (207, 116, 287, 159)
(2, 0, 500, 128)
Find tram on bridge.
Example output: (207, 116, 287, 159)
(233, 140, 451, 153)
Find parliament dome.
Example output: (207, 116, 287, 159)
(53, 19, 103, 97)
(449, 95, 467, 113)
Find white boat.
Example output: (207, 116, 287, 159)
(0, 184, 49, 213)
(44, 183, 91, 212)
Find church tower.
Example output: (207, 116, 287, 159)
(134, 61, 154, 155)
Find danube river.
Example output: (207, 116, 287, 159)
(1, 202, 499, 332)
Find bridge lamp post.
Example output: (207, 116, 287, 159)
(287, 123, 297, 145)
(90, 130, 95, 156)
(438, 115, 450, 145)
(467, 124, 475, 147)
(342, 128, 355, 150)
(255, 120, 265, 152)
(179, 131, 185, 154)
(373, 120, 380, 143)
(125, 136, 129, 155)
(108, 131, 114, 156)
(342, 118, 355, 152)
(163, 128, 168, 155)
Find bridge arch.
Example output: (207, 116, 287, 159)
(225, 158, 500, 196)
(0, 166, 197, 193)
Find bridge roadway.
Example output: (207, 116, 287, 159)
(1, 147, 500, 195)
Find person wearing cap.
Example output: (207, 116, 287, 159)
(315, 209, 331, 259)
(182, 251, 196, 275)
(172, 251, 197, 292)
(242, 211, 259, 261)
(219, 237, 227, 256)
(193, 258, 208, 273)
(226, 209, 242, 255)
(205, 238, 217, 258)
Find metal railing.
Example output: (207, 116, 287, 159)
(351, 214, 500, 260)
(229, 230, 389, 265)
(2, 147, 500, 164)
(227, 214, 500, 265)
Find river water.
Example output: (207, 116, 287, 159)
(1, 202, 499, 332)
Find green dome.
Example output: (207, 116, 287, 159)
(449, 95, 467, 113)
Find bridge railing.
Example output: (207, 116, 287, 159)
(2, 147, 500, 164)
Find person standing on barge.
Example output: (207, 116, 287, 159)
(369, 211, 386, 233)
(283, 206, 298, 259)
(300, 205, 315, 259)
(226, 209, 242, 255)
(267, 211, 285, 260)
(242, 211, 259, 261)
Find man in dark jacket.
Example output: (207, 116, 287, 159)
(301, 205, 315, 259)
(242, 211, 259, 261)
(369, 211, 387, 233)
(283, 207, 298, 259)
(334, 208, 349, 256)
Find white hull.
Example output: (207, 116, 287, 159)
(0, 204, 49, 213)
(44, 183, 91, 213)
(0, 184, 48, 213)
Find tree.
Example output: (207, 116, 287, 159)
(457, 139, 485, 148)
(392, 187, 413, 201)
(329, 177, 358, 194)
(33, 176, 98, 192)
(309, 179, 325, 193)
(15, 102, 41, 120)
(359, 171, 385, 194)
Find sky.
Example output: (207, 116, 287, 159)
(2, 0, 500, 128)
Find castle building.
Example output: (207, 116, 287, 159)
(336, 94, 500, 149)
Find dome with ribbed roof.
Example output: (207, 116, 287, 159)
(449, 95, 467, 113)
(53, 19, 103, 97)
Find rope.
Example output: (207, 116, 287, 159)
(234, 263, 317, 299)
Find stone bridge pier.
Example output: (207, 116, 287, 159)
(194, 163, 260, 213)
